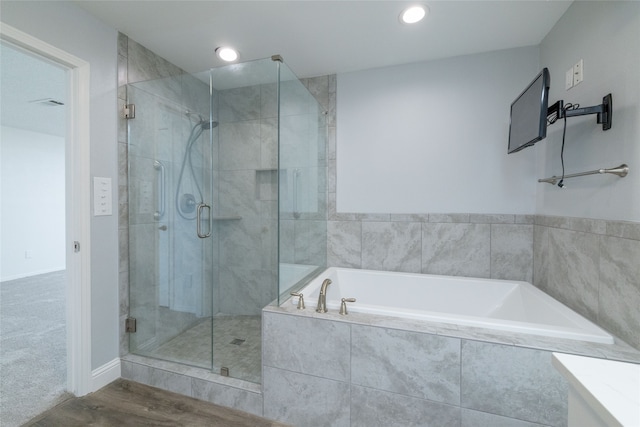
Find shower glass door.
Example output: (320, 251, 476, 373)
(127, 73, 214, 369)
(208, 58, 281, 383)
(126, 58, 325, 384)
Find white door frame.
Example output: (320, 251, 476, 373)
(0, 23, 92, 396)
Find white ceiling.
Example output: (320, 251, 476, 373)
(0, 42, 67, 137)
(1, 1, 573, 138)
(76, 0, 573, 78)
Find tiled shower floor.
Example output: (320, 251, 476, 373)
(147, 315, 262, 383)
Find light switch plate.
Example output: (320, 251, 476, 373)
(573, 59, 584, 86)
(93, 177, 113, 216)
(565, 68, 574, 90)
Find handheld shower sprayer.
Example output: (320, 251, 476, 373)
(174, 112, 218, 220)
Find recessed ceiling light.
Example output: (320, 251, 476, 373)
(400, 5, 428, 24)
(216, 47, 239, 62)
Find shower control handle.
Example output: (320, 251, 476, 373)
(196, 203, 212, 238)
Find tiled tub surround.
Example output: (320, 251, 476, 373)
(262, 303, 640, 427)
(328, 214, 535, 282)
(326, 213, 640, 352)
(119, 298, 640, 425)
(534, 216, 640, 352)
(323, 66, 640, 356)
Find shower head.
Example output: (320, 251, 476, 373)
(200, 120, 218, 130)
(185, 111, 218, 129)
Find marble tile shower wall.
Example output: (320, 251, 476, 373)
(215, 82, 279, 315)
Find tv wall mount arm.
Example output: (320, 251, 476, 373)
(547, 93, 612, 130)
(539, 94, 622, 187)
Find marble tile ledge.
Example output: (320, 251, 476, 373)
(264, 304, 640, 364)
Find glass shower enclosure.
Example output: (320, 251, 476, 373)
(127, 57, 326, 384)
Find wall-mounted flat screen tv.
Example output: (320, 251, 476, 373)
(508, 68, 550, 154)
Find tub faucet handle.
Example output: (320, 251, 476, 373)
(290, 292, 305, 310)
(339, 298, 356, 315)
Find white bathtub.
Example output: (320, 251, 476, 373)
(290, 267, 614, 344)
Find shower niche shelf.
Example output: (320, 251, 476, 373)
(256, 168, 277, 202)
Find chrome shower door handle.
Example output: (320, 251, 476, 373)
(293, 168, 301, 219)
(154, 160, 165, 220)
(196, 203, 212, 238)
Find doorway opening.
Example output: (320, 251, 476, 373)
(0, 40, 69, 426)
(0, 22, 92, 426)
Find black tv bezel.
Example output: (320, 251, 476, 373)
(508, 68, 550, 154)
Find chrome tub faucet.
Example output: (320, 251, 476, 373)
(316, 278, 332, 313)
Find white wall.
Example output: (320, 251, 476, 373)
(537, 1, 640, 221)
(1, 1, 119, 369)
(337, 47, 540, 214)
(1, 127, 66, 281)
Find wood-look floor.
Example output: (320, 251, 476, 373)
(24, 379, 289, 427)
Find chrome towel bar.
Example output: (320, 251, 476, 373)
(538, 164, 629, 185)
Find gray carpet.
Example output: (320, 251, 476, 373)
(0, 271, 69, 427)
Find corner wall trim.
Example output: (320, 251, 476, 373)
(91, 358, 121, 392)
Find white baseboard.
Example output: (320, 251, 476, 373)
(91, 358, 121, 392)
